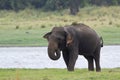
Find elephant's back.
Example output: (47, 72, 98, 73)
(72, 23, 101, 53)
(66, 23, 100, 46)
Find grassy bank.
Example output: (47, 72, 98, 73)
(0, 68, 120, 80)
(0, 6, 120, 46)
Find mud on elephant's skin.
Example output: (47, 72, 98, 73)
(43, 23, 103, 72)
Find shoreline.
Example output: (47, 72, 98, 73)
(0, 67, 119, 69)
(0, 44, 120, 47)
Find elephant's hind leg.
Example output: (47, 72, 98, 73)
(94, 47, 101, 72)
(84, 56, 94, 71)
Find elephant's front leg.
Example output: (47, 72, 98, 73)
(67, 53, 78, 71)
(62, 50, 69, 68)
(67, 47, 78, 71)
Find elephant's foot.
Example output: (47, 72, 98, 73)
(96, 69, 101, 72)
(88, 69, 94, 71)
(88, 67, 94, 71)
(88, 66, 94, 71)
(67, 67, 74, 71)
(96, 67, 101, 72)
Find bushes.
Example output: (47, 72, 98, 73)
(0, 0, 119, 11)
(0, 0, 69, 11)
(44, 0, 68, 11)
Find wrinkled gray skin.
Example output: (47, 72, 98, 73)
(43, 23, 103, 72)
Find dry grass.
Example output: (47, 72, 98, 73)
(0, 6, 120, 46)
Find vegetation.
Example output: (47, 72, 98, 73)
(0, 6, 120, 46)
(0, 0, 120, 10)
(0, 68, 120, 80)
(0, 0, 120, 15)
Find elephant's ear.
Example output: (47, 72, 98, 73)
(64, 28, 73, 46)
(43, 32, 51, 40)
(66, 34, 73, 45)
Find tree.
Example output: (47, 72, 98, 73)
(0, 0, 119, 11)
(69, 0, 80, 15)
(31, 0, 47, 8)
(44, 0, 68, 11)
(0, 0, 11, 9)
(80, 0, 90, 7)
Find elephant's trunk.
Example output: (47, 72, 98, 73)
(48, 48, 61, 60)
(47, 41, 61, 60)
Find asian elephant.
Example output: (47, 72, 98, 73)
(43, 23, 103, 72)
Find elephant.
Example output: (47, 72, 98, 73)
(43, 23, 103, 72)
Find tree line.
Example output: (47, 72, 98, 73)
(0, 0, 120, 14)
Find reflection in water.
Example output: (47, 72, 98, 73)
(0, 46, 120, 69)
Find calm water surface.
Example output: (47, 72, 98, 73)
(0, 46, 120, 69)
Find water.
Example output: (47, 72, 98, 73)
(0, 46, 120, 69)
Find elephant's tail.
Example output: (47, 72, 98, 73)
(100, 37, 103, 47)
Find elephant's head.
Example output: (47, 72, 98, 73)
(43, 26, 73, 60)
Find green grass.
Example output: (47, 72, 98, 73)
(0, 68, 120, 80)
(0, 6, 120, 46)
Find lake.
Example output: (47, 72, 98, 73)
(0, 46, 120, 69)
